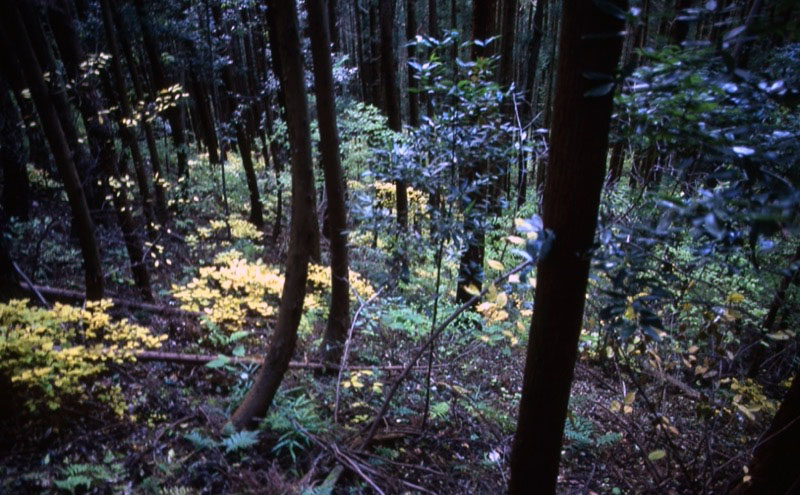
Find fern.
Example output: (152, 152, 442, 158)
(221, 430, 259, 453)
(53, 463, 113, 494)
(184, 430, 218, 450)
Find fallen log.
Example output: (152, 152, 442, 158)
(19, 282, 200, 317)
(134, 350, 436, 372)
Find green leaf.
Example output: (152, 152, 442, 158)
(648, 449, 667, 461)
(205, 354, 231, 369)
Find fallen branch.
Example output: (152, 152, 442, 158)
(19, 283, 200, 317)
(134, 350, 434, 372)
(358, 259, 534, 450)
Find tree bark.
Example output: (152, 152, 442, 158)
(730, 365, 800, 495)
(109, 0, 168, 223)
(508, 0, 626, 492)
(379, 0, 409, 231)
(48, 0, 153, 300)
(307, 0, 353, 367)
(100, 0, 158, 236)
(406, 0, 420, 127)
(231, 0, 320, 428)
(133, 0, 189, 178)
(0, 73, 31, 221)
(0, 3, 105, 300)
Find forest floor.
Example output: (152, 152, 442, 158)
(0, 155, 778, 494)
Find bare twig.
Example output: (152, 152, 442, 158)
(359, 259, 534, 450)
(335, 287, 384, 423)
(12, 262, 49, 307)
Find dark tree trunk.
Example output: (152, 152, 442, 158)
(236, 125, 265, 229)
(369, 3, 383, 109)
(455, 0, 499, 304)
(307, 0, 352, 366)
(231, 0, 319, 428)
(498, 0, 518, 89)
(354, 0, 369, 101)
(747, 242, 800, 378)
(0, 4, 105, 300)
(133, 0, 189, 178)
(100, 0, 158, 236)
(730, 366, 800, 495)
(48, 0, 152, 300)
(18, 2, 104, 221)
(109, 0, 168, 223)
(668, 0, 693, 44)
(522, 0, 545, 122)
(379, 0, 409, 231)
(428, 0, 439, 38)
(0, 74, 31, 221)
(329, 0, 340, 52)
(508, 0, 626, 492)
(0, 234, 23, 302)
(406, 0, 420, 127)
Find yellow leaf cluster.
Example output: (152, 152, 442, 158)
(0, 299, 165, 416)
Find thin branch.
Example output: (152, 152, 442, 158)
(358, 259, 534, 450)
(335, 287, 385, 423)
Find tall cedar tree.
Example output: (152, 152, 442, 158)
(100, 0, 158, 236)
(307, 0, 352, 366)
(730, 365, 800, 494)
(132, 0, 189, 178)
(406, 0, 420, 127)
(378, 0, 409, 230)
(455, 0, 497, 304)
(231, 0, 320, 428)
(508, 0, 626, 492)
(0, 2, 104, 300)
(48, 0, 153, 300)
(108, 0, 168, 223)
(0, 73, 31, 221)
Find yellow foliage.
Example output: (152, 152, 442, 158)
(0, 299, 165, 416)
(171, 250, 375, 334)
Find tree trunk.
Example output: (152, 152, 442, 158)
(48, 0, 152, 300)
(455, 0, 499, 304)
(133, 0, 189, 178)
(379, 0, 409, 231)
(522, 0, 545, 123)
(329, 0, 341, 52)
(307, 0, 352, 367)
(109, 0, 168, 223)
(406, 0, 420, 127)
(0, 4, 105, 300)
(231, 0, 319, 429)
(100, 0, 158, 236)
(499, 0, 518, 89)
(730, 366, 800, 495)
(508, 0, 626, 492)
(18, 2, 104, 222)
(0, 73, 31, 221)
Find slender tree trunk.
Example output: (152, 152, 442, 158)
(307, 0, 352, 366)
(406, 0, 420, 127)
(379, 0, 409, 231)
(109, 0, 168, 223)
(231, 0, 319, 428)
(0, 4, 104, 300)
(329, 0, 341, 52)
(499, 0, 518, 89)
(508, 0, 626, 492)
(0, 74, 30, 221)
(455, 0, 498, 304)
(133, 0, 189, 178)
(730, 365, 800, 495)
(18, 2, 104, 221)
(100, 0, 158, 236)
(48, 0, 152, 299)
(354, 0, 369, 101)
(522, 0, 546, 122)
(369, 3, 383, 110)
